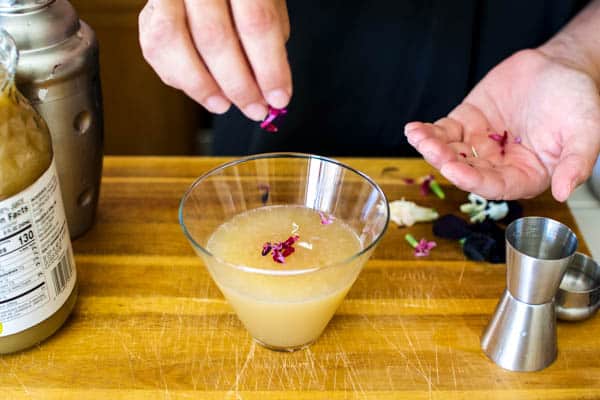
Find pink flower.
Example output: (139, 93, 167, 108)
(260, 106, 288, 133)
(414, 238, 437, 257)
(319, 212, 335, 225)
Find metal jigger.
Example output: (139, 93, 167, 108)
(481, 217, 578, 371)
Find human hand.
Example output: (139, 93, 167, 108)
(139, 0, 291, 121)
(405, 49, 600, 202)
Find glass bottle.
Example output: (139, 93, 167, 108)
(0, 28, 78, 354)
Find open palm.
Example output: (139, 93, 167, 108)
(405, 49, 600, 201)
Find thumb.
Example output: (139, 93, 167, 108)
(552, 152, 597, 202)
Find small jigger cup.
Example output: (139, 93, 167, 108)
(481, 217, 578, 371)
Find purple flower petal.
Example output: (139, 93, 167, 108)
(500, 130, 508, 146)
(272, 250, 286, 264)
(261, 242, 272, 256)
(258, 183, 270, 205)
(261, 234, 299, 264)
(319, 212, 335, 225)
(420, 175, 434, 196)
(488, 133, 503, 142)
(260, 106, 288, 133)
(514, 136, 522, 144)
(281, 246, 295, 257)
(283, 235, 299, 247)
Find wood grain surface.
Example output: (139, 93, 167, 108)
(1, 156, 599, 400)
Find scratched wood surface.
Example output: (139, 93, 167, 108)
(1, 156, 599, 400)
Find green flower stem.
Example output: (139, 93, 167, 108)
(429, 180, 445, 199)
(405, 233, 419, 248)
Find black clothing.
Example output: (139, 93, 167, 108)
(212, 0, 588, 157)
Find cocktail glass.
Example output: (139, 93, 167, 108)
(179, 153, 389, 352)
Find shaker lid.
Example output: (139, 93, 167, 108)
(0, 0, 54, 13)
(0, 0, 79, 50)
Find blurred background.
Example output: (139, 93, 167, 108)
(71, 0, 212, 155)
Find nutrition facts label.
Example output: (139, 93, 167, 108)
(0, 159, 76, 337)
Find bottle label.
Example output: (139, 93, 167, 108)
(0, 158, 76, 337)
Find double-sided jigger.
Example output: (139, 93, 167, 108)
(481, 217, 578, 372)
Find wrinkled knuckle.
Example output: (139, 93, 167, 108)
(237, 3, 277, 36)
(141, 16, 177, 60)
(186, 76, 211, 99)
(195, 19, 231, 49)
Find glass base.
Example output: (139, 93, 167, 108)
(253, 337, 316, 352)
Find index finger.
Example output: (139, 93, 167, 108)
(231, 0, 292, 109)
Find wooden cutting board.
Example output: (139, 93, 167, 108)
(1, 156, 598, 400)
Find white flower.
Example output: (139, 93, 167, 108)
(460, 193, 508, 222)
(389, 199, 439, 227)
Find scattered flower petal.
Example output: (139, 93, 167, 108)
(272, 251, 286, 264)
(258, 183, 270, 205)
(420, 175, 434, 196)
(260, 106, 288, 133)
(390, 199, 439, 227)
(402, 178, 416, 184)
(459, 152, 467, 158)
(489, 130, 509, 156)
(501, 130, 508, 146)
(514, 136, 522, 144)
(261, 242, 272, 256)
(319, 211, 335, 225)
(488, 133, 503, 141)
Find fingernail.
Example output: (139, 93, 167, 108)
(244, 103, 268, 121)
(266, 89, 290, 109)
(205, 95, 231, 114)
(404, 122, 421, 135)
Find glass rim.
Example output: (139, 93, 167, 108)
(179, 152, 390, 276)
(506, 216, 578, 260)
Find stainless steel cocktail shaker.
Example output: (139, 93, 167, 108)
(0, 0, 103, 238)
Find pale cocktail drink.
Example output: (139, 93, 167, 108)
(206, 205, 363, 350)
